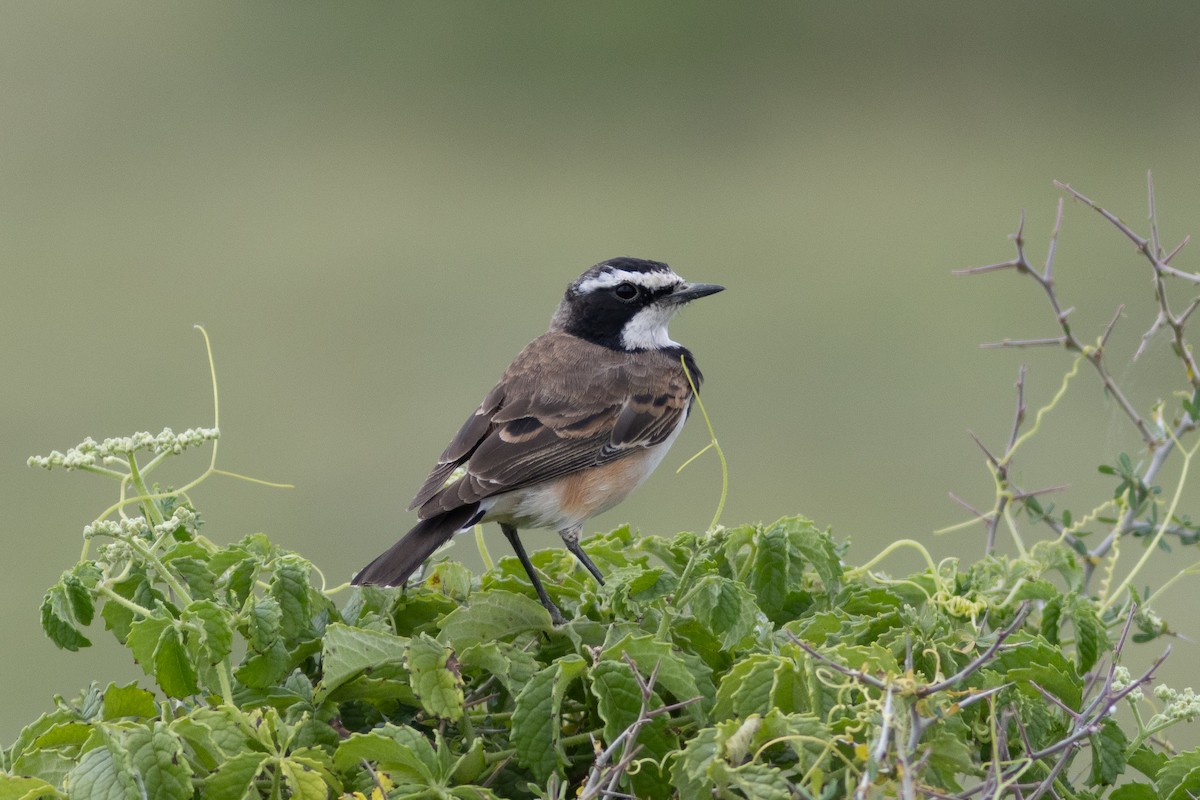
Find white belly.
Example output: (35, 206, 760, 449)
(478, 409, 688, 534)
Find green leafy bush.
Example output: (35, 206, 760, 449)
(9, 499, 1196, 800)
(6, 179, 1200, 798)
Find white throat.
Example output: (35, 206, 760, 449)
(620, 304, 679, 350)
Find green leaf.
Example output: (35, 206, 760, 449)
(923, 719, 979, 792)
(9, 719, 93, 789)
(406, 632, 465, 722)
(64, 745, 139, 800)
(601, 633, 712, 721)
(1010, 579, 1060, 603)
(233, 639, 291, 688)
(457, 641, 541, 697)
(171, 707, 256, 770)
(99, 573, 165, 644)
(510, 655, 587, 781)
(100, 682, 157, 721)
(425, 560, 473, 600)
(451, 739, 488, 785)
(671, 726, 720, 799)
(1089, 717, 1128, 787)
(10, 750, 80, 793)
(126, 613, 172, 675)
(1111, 785, 1161, 800)
(588, 660, 676, 800)
(208, 544, 255, 581)
(40, 581, 92, 651)
(29, 722, 92, 750)
(436, 589, 553, 649)
(992, 634, 1083, 710)
(1156, 748, 1200, 800)
(1067, 596, 1107, 674)
(244, 595, 282, 651)
(6, 709, 78, 773)
(182, 598, 234, 665)
(773, 516, 843, 595)
(163, 555, 216, 601)
(270, 555, 313, 641)
(319, 622, 409, 698)
(623, 565, 676, 599)
(744, 517, 841, 622)
(119, 723, 192, 800)
(724, 762, 794, 800)
(204, 751, 269, 800)
(287, 749, 339, 788)
(1129, 744, 1168, 780)
(688, 574, 760, 649)
(1029, 540, 1085, 592)
(0, 775, 61, 800)
(280, 758, 330, 800)
(1040, 596, 1063, 645)
(713, 654, 785, 720)
(223, 555, 259, 607)
(448, 788, 501, 800)
(63, 570, 96, 628)
(333, 724, 438, 785)
(154, 624, 199, 698)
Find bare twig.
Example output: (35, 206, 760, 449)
(1044, 197, 1065, 281)
(579, 655, 701, 800)
(958, 204, 1156, 445)
(1100, 304, 1124, 350)
(1055, 179, 1200, 284)
(948, 492, 988, 522)
(961, 179, 1199, 583)
(1007, 364, 1028, 456)
(980, 337, 1068, 349)
(967, 430, 1000, 468)
(1164, 234, 1191, 265)
(788, 634, 888, 691)
(1134, 311, 1167, 361)
(1056, 178, 1200, 389)
(918, 603, 1031, 696)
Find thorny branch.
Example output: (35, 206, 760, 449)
(955, 176, 1199, 579)
(578, 655, 701, 800)
(790, 604, 1168, 800)
(790, 607, 1036, 800)
(948, 610, 1169, 800)
(954, 196, 1155, 446)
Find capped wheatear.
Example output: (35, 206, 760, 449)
(353, 257, 723, 622)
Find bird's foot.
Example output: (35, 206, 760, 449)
(543, 599, 567, 626)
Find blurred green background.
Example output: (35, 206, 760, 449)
(5, 2, 1200, 743)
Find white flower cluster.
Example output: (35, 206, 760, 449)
(1153, 684, 1200, 722)
(155, 505, 197, 537)
(1110, 666, 1134, 694)
(28, 427, 220, 470)
(98, 540, 134, 565)
(83, 518, 149, 539)
(82, 506, 197, 543)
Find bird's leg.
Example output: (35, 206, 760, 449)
(500, 523, 566, 625)
(560, 525, 605, 586)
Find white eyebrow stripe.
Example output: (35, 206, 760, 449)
(577, 268, 683, 294)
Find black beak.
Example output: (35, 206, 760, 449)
(666, 281, 725, 305)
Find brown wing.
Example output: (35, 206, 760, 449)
(409, 332, 693, 519)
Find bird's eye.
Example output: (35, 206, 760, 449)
(613, 282, 638, 301)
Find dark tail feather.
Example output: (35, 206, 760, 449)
(352, 505, 479, 586)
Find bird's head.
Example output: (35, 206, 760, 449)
(550, 257, 724, 351)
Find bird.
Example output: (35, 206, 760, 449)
(352, 257, 724, 623)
